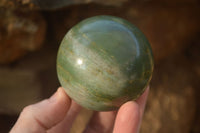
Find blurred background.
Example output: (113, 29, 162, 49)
(0, 0, 199, 133)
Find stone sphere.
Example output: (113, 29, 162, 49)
(57, 15, 154, 111)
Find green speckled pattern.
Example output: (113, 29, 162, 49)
(57, 16, 154, 111)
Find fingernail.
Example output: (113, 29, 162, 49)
(49, 88, 59, 102)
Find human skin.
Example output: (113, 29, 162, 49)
(10, 86, 149, 133)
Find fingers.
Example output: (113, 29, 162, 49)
(113, 101, 140, 133)
(113, 86, 150, 133)
(10, 87, 71, 133)
(48, 101, 82, 133)
(10, 86, 149, 133)
(83, 111, 117, 133)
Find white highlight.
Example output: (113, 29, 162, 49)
(77, 58, 83, 65)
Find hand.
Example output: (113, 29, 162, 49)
(10, 87, 149, 133)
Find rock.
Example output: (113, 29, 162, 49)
(140, 56, 197, 133)
(56, 15, 154, 111)
(0, 9, 46, 64)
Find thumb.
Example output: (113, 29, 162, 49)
(10, 87, 71, 133)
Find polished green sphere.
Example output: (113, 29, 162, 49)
(57, 15, 154, 111)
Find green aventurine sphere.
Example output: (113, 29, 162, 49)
(57, 16, 154, 111)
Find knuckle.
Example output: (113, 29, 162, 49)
(21, 105, 34, 116)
